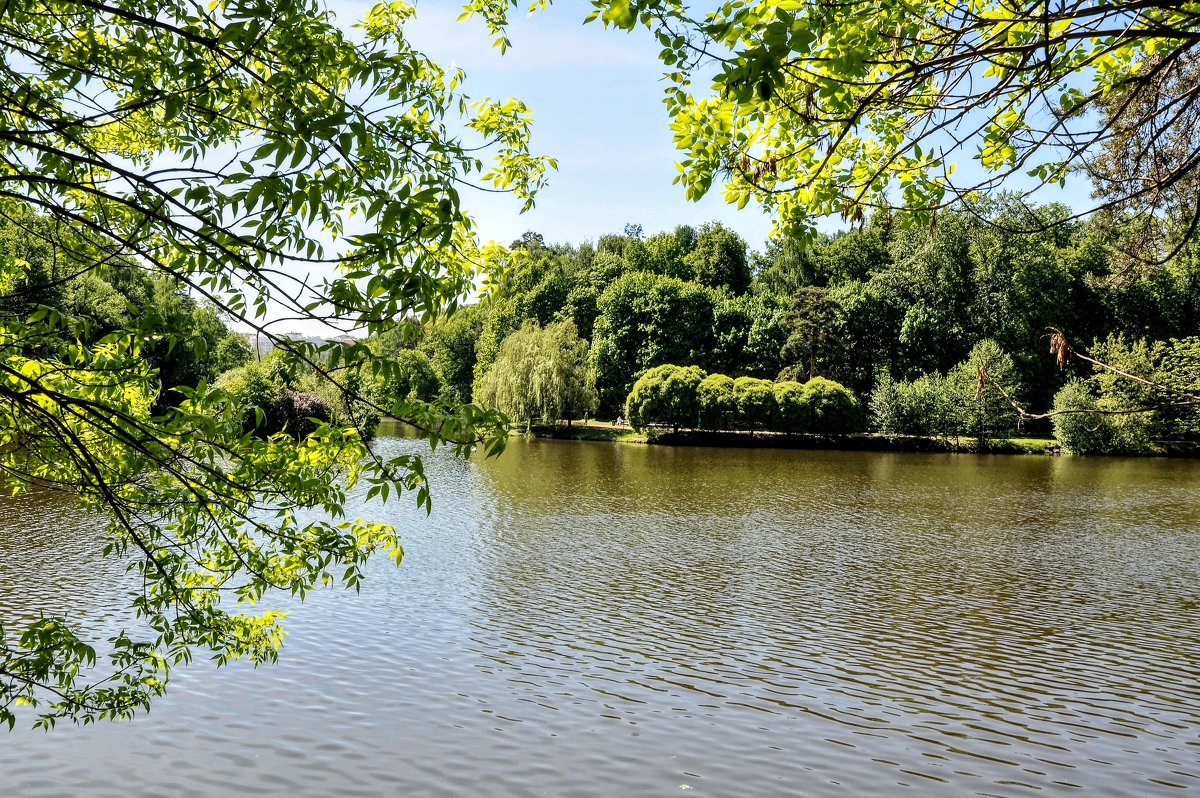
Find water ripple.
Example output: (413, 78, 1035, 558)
(0, 440, 1197, 796)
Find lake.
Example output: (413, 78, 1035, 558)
(2, 431, 1199, 796)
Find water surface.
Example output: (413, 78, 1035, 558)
(1, 437, 1198, 796)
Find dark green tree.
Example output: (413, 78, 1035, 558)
(590, 272, 717, 414)
(779, 287, 845, 381)
(685, 222, 751, 294)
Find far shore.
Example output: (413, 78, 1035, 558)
(527, 421, 1059, 454)
(524, 421, 1200, 457)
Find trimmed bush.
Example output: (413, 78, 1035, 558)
(625, 364, 706, 431)
(698, 373, 736, 430)
(803, 376, 860, 433)
(733, 376, 776, 431)
(773, 380, 811, 433)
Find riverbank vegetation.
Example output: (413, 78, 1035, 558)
(353, 199, 1199, 456)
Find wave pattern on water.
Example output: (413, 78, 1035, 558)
(1, 439, 1199, 797)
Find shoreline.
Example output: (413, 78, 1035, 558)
(527, 423, 1200, 457)
(528, 423, 1062, 455)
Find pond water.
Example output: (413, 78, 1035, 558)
(1, 432, 1199, 796)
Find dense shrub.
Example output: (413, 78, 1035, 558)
(625, 364, 705, 431)
(870, 339, 1019, 446)
(217, 357, 335, 439)
(803, 376, 860, 433)
(773, 381, 810, 433)
(952, 339, 1022, 447)
(697, 373, 736, 430)
(733, 376, 776, 431)
(625, 369, 862, 435)
(1051, 379, 1154, 455)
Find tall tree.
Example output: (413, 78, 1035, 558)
(779, 287, 844, 381)
(685, 222, 751, 293)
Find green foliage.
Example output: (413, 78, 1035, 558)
(213, 334, 254, 374)
(871, 372, 963, 440)
(732, 376, 776, 431)
(587, 0, 1197, 245)
(685, 222, 750, 294)
(779, 287, 844, 381)
(376, 349, 441, 404)
(587, 250, 629, 289)
(0, 0, 542, 727)
(773, 381, 810, 434)
(590, 271, 717, 414)
(476, 320, 596, 425)
(472, 297, 522, 393)
(1051, 380, 1154, 455)
(868, 371, 902, 435)
(802, 377, 861, 434)
(711, 292, 789, 379)
(217, 354, 334, 439)
(952, 339, 1023, 448)
(624, 364, 705, 431)
(1089, 335, 1161, 429)
(640, 226, 696, 279)
(869, 340, 1018, 445)
(1052, 381, 1108, 455)
(563, 284, 601, 341)
(524, 271, 572, 326)
(1152, 337, 1200, 438)
(697, 373, 736, 430)
(426, 305, 485, 404)
(1048, 333, 1200, 453)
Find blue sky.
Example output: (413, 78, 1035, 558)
(347, 2, 1091, 250)
(333, 1, 777, 251)
(254, 1, 1093, 335)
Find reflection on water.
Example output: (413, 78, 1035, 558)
(1, 439, 1198, 796)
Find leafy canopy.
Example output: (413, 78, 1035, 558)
(565, 0, 1200, 241)
(0, 0, 553, 728)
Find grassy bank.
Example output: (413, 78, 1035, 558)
(528, 422, 648, 444)
(528, 422, 1061, 454)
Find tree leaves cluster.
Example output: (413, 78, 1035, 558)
(0, 0, 548, 728)
(625, 363, 859, 435)
(583, 0, 1200, 251)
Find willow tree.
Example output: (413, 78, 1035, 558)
(475, 319, 596, 427)
(0, 0, 553, 728)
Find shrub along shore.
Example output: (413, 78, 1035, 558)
(530, 421, 1061, 454)
(528, 423, 1200, 457)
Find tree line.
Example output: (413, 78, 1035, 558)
(347, 197, 1198, 454)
